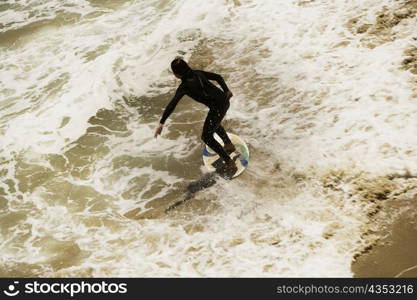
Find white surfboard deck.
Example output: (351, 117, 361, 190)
(202, 133, 249, 179)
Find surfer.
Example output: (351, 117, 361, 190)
(154, 58, 237, 177)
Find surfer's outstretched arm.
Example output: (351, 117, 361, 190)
(155, 86, 185, 138)
(160, 86, 185, 124)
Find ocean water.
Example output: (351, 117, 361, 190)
(1, 0, 417, 277)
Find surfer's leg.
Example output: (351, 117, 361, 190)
(216, 126, 235, 154)
(203, 105, 237, 178)
(202, 109, 232, 163)
(215, 125, 231, 144)
(213, 100, 235, 153)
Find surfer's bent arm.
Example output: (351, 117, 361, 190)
(159, 86, 185, 125)
(201, 71, 230, 94)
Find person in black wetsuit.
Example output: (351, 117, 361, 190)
(154, 58, 238, 178)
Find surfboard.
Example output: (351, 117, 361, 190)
(202, 133, 249, 179)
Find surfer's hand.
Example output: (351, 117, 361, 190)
(154, 123, 163, 138)
(225, 91, 233, 100)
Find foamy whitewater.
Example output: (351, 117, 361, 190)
(1, 0, 417, 277)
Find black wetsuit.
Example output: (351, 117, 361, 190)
(160, 69, 233, 163)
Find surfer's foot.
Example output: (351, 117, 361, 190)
(224, 142, 236, 154)
(217, 160, 238, 179)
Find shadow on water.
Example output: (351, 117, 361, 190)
(165, 172, 218, 213)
